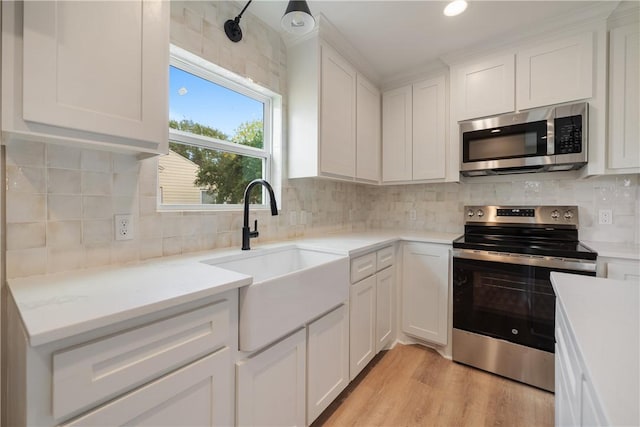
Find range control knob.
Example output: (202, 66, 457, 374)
(476, 209, 484, 218)
(467, 209, 475, 217)
(564, 210, 574, 220)
(551, 210, 560, 220)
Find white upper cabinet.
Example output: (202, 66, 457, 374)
(356, 74, 382, 183)
(412, 76, 446, 181)
(1, 0, 169, 155)
(516, 33, 594, 110)
(320, 43, 357, 178)
(608, 22, 640, 171)
(287, 29, 380, 182)
(382, 85, 413, 182)
(382, 76, 448, 183)
(453, 54, 515, 120)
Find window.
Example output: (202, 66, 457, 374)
(159, 46, 278, 209)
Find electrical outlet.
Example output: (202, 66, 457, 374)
(409, 209, 417, 221)
(289, 211, 297, 226)
(115, 214, 134, 240)
(598, 209, 613, 225)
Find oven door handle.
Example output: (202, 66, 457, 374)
(452, 248, 597, 273)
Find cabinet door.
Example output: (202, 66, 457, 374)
(609, 23, 640, 170)
(454, 54, 515, 120)
(517, 32, 593, 110)
(376, 267, 394, 353)
(401, 243, 449, 345)
(61, 348, 232, 427)
(22, 1, 168, 150)
(320, 44, 356, 178)
(307, 304, 349, 425)
(412, 76, 446, 180)
(356, 74, 381, 183)
(382, 85, 413, 182)
(237, 329, 306, 427)
(607, 261, 640, 281)
(350, 275, 376, 380)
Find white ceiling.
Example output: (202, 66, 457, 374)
(242, 0, 602, 83)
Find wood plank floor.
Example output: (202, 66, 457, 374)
(313, 344, 554, 427)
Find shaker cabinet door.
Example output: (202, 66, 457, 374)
(349, 275, 377, 380)
(608, 23, 640, 170)
(21, 0, 169, 151)
(412, 76, 446, 181)
(401, 243, 449, 345)
(454, 54, 515, 120)
(320, 44, 357, 179)
(516, 32, 594, 110)
(382, 85, 413, 182)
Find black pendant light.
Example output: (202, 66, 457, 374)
(281, 1, 316, 35)
(225, 0, 315, 43)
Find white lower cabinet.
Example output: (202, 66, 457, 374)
(401, 242, 449, 346)
(6, 290, 237, 427)
(236, 329, 307, 427)
(61, 348, 231, 427)
(349, 275, 377, 380)
(349, 246, 395, 380)
(555, 302, 607, 426)
(307, 304, 349, 425)
(376, 266, 394, 353)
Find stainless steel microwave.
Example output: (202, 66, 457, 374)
(460, 102, 588, 176)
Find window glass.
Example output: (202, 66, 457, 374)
(159, 55, 272, 209)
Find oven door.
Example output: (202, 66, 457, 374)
(452, 250, 595, 353)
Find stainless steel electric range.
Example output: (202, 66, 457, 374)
(452, 205, 597, 392)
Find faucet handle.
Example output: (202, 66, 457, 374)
(249, 219, 259, 238)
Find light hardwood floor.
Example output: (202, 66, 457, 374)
(314, 344, 554, 427)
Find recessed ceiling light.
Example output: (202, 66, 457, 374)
(444, 0, 468, 17)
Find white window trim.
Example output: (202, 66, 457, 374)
(160, 44, 282, 212)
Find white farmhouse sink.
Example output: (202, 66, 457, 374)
(204, 246, 349, 352)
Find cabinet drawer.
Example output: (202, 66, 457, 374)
(53, 300, 230, 420)
(376, 246, 394, 271)
(351, 252, 377, 283)
(60, 347, 231, 427)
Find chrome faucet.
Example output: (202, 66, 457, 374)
(242, 179, 278, 250)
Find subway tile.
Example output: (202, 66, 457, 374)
(47, 221, 82, 248)
(82, 196, 112, 220)
(83, 219, 113, 244)
(6, 192, 46, 223)
(6, 222, 46, 250)
(81, 149, 112, 172)
(47, 246, 85, 274)
(5, 140, 45, 167)
(82, 171, 112, 196)
(48, 168, 81, 194)
(6, 165, 46, 193)
(47, 144, 81, 169)
(6, 248, 47, 279)
(48, 195, 82, 221)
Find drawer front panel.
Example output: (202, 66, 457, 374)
(53, 299, 230, 420)
(350, 252, 377, 283)
(376, 246, 394, 271)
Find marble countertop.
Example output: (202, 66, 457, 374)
(551, 272, 639, 426)
(9, 230, 460, 347)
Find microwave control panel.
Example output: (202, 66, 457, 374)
(555, 115, 583, 154)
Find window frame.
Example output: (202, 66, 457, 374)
(160, 45, 276, 211)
